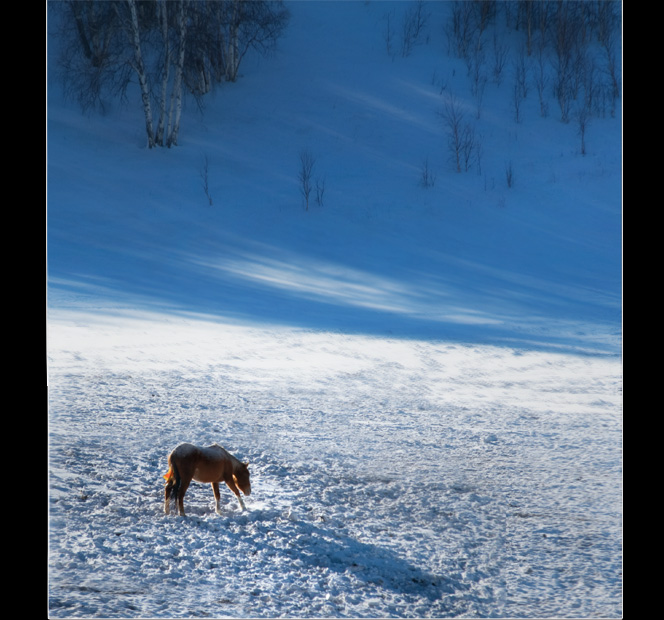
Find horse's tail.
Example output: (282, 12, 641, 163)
(163, 453, 182, 514)
(163, 454, 180, 487)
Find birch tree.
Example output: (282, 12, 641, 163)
(216, 0, 290, 83)
(154, 0, 170, 146)
(120, 0, 188, 148)
(123, 0, 155, 147)
(166, 0, 188, 147)
(54, 0, 289, 149)
(57, 1, 126, 113)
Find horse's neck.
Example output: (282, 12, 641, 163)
(227, 452, 241, 470)
(212, 443, 240, 469)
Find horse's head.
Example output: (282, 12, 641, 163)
(233, 462, 251, 496)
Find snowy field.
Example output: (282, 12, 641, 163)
(48, 316, 621, 618)
(47, 1, 622, 618)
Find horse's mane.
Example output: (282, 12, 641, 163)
(213, 443, 245, 470)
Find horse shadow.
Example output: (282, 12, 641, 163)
(208, 505, 466, 609)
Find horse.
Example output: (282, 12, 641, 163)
(163, 443, 251, 516)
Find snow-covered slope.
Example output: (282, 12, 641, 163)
(48, 2, 622, 617)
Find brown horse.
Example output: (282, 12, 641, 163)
(164, 443, 251, 516)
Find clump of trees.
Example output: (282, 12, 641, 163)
(446, 0, 620, 124)
(440, 94, 479, 173)
(54, 0, 289, 148)
(384, 0, 431, 59)
(439, 0, 620, 170)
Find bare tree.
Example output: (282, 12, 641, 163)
(54, 0, 289, 148)
(154, 1, 170, 146)
(491, 32, 509, 85)
(550, 1, 585, 123)
(165, 0, 188, 146)
(400, 0, 430, 57)
(532, 44, 549, 117)
(460, 122, 477, 173)
(575, 102, 590, 156)
(123, 0, 156, 147)
(441, 95, 464, 173)
(316, 178, 326, 207)
(595, 1, 621, 115)
(469, 51, 488, 118)
(511, 47, 528, 123)
(298, 150, 316, 211)
(445, 0, 475, 59)
(518, 0, 535, 56)
(440, 94, 478, 173)
(218, 0, 290, 82)
(180, 1, 289, 94)
(383, 10, 396, 58)
(419, 157, 436, 188)
(56, 1, 128, 114)
(113, 0, 189, 148)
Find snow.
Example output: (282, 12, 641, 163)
(47, 1, 622, 618)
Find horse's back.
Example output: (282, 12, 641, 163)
(201, 443, 229, 460)
(170, 442, 201, 460)
(170, 443, 230, 483)
(171, 442, 227, 458)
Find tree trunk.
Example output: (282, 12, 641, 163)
(125, 0, 155, 148)
(226, 0, 241, 82)
(167, 0, 188, 147)
(155, 0, 170, 146)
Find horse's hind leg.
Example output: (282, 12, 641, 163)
(164, 461, 181, 515)
(176, 477, 191, 516)
(164, 480, 174, 515)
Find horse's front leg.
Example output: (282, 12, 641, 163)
(212, 482, 223, 515)
(225, 478, 247, 511)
